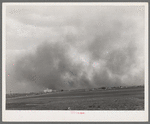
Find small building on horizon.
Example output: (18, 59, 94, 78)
(44, 88, 52, 93)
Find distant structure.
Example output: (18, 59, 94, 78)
(44, 88, 52, 93)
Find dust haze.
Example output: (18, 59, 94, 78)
(6, 6, 145, 93)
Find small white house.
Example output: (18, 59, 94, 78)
(44, 88, 52, 93)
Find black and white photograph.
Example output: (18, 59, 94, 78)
(2, 2, 148, 122)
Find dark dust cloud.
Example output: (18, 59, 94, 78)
(6, 6, 145, 93)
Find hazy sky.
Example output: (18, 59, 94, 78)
(5, 4, 145, 93)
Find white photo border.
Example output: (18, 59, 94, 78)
(2, 2, 149, 122)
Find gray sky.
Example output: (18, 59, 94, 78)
(6, 5, 145, 93)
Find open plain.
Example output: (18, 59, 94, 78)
(6, 86, 144, 110)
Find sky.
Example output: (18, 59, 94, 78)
(5, 4, 145, 93)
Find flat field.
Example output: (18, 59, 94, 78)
(6, 87, 144, 110)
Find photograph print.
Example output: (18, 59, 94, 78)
(4, 3, 147, 111)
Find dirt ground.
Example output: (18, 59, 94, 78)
(6, 87, 144, 110)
